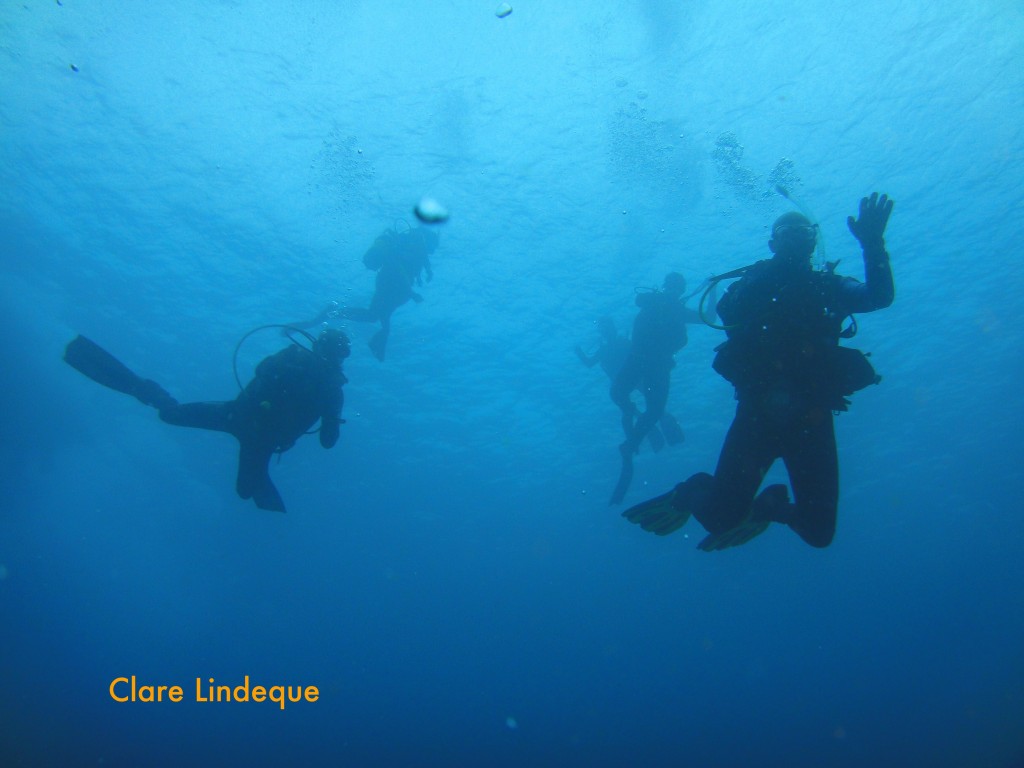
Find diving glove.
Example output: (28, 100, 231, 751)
(847, 192, 893, 250)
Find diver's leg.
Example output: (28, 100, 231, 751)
(610, 358, 641, 439)
(627, 368, 669, 452)
(699, 400, 779, 535)
(781, 410, 838, 548)
(236, 441, 285, 512)
(159, 401, 236, 434)
(335, 306, 377, 323)
(285, 303, 338, 330)
(367, 313, 391, 361)
(607, 357, 645, 503)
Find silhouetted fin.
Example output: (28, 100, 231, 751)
(237, 443, 286, 513)
(622, 485, 691, 536)
(64, 335, 177, 410)
(647, 424, 665, 452)
(658, 413, 685, 446)
(609, 444, 634, 505)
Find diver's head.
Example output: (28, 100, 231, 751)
(663, 271, 687, 298)
(597, 316, 616, 340)
(769, 211, 817, 264)
(419, 227, 440, 254)
(315, 328, 351, 362)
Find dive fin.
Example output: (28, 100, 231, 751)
(646, 424, 665, 453)
(696, 484, 788, 551)
(64, 335, 147, 396)
(609, 443, 634, 505)
(623, 472, 713, 536)
(622, 484, 691, 536)
(64, 335, 178, 410)
(252, 481, 286, 513)
(697, 520, 769, 551)
(368, 330, 387, 362)
(658, 413, 685, 446)
(236, 443, 286, 513)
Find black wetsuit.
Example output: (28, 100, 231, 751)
(592, 335, 631, 380)
(688, 245, 894, 547)
(160, 345, 344, 512)
(611, 291, 696, 453)
(339, 228, 434, 360)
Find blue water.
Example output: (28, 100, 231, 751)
(2, 2, 1022, 766)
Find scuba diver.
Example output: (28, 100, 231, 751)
(623, 192, 895, 550)
(293, 223, 439, 362)
(575, 316, 685, 453)
(608, 272, 713, 505)
(63, 327, 350, 513)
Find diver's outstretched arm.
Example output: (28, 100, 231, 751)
(845, 192, 895, 312)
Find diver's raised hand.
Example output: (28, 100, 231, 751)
(847, 192, 893, 249)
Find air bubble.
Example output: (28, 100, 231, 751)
(414, 197, 449, 223)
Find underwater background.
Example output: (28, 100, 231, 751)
(2, 1, 1022, 766)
